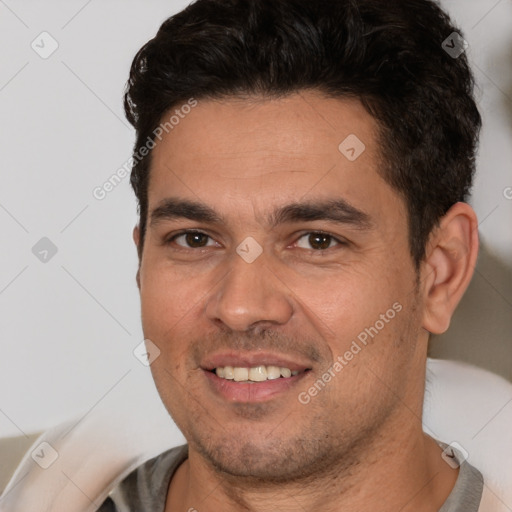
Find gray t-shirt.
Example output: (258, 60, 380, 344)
(97, 440, 483, 511)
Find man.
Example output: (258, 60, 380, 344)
(99, 0, 483, 510)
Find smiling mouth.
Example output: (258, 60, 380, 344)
(211, 365, 311, 382)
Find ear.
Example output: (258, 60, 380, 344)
(420, 202, 479, 334)
(133, 225, 141, 290)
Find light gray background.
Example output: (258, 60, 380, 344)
(0, 0, 511, 438)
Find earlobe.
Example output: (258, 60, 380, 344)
(133, 225, 141, 290)
(133, 225, 140, 247)
(421, 202, 479, 334)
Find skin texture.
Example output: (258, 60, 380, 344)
(132, 90, 479, 511)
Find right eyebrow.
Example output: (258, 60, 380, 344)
(149, 197, 224, 228)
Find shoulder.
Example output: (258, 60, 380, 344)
(96, 444, 188, 511)
(436, 440, 484, 512)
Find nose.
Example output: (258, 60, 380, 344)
(205, 249, 294, 332)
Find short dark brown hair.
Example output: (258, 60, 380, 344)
(124, 0, 481, 267)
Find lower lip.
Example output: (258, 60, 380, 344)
(203, 370, 309, 402)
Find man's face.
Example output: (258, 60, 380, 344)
(136, 91, 426, 481)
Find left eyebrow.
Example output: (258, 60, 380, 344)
(149, 197, 373, 230)
(268, 198, 373, 230)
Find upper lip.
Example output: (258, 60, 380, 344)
(201, 351, 313, 372)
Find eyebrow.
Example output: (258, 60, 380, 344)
(149, 197, 373, 230)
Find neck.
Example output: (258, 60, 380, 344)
(166, 415, 458, 512)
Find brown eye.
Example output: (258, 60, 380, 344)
(296, 232, 341, 250)
(171, 231, 214, 248)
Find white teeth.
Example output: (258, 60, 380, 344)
(213, 365, 302, 382)
(248, 366, 267, 381)
(280, 367, 291, 378)
(266, 365, 281, 380)
(223, 366, 234, 379)
(233, 367, 249, 382)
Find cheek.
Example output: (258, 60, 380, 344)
(294, 263, 402, 348)
(139, 262, 204, 342)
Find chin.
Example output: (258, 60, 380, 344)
(191, 431, 344, 483)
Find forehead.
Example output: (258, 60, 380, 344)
(148, 91, 401, 223)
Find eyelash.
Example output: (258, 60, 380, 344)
(163, 229, 346, 252)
